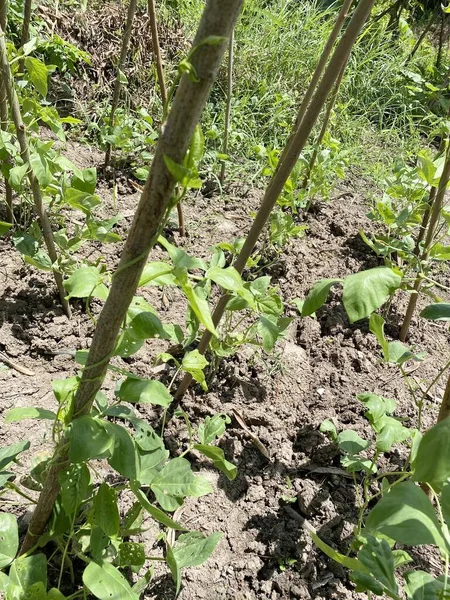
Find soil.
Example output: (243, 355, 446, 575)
(1, 139, 450, 599)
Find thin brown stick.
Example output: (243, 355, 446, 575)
(0, 26, 71, 318)
(438, 370, 450, 422)
(20, 0, 244, 555)
(0, 2, 12, 222)
(104, 0, 138, 168)
(220, 30, 234, 186)
(400, 144, 450, 342)
(18, 0, 32, 73)
(174, 0, 376, 403)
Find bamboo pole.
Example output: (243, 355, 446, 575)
(0, 1, 12, 222)
(219, 30, 234, 186)
(0, 25, 71, 318)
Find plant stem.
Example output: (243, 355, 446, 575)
(0, 1, 12, 222)
(104, 0, 138, 168)
(174, 0, 376, 402)
(400, 143, 450, 342)
(438, 370, 450, 423)
(219, 29, 234, 186)
(18, 0, 32, 72)
(20, 0, 244, 555)
(0, 25, 71, 318)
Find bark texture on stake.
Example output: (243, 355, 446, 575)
(20, 0, 244, 555)
(400, 144, 450, 342)
(174, 0, 376, 402)
(104, 0, 138, 168)
(147, 0, 185, 236)
(18, 0, 32, 72)
(0, 1, 12, 222)
(219, 30, 234, 186)
(0, 27, 71, 318)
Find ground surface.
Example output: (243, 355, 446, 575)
(1, 140, 450, 599)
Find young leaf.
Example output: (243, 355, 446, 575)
(342, 268, 402, 323)
(357, 535, 398, 597)
(64, 266, 108, 300)
(59, 463, 90, 516)
(129, 481, 186, 530)
(93, 483, 120, 537)
(194, 444, 237, 480)
(420, 303, 450, 321)
(0, 513, 18, 568)
(257, 315, 280, 352)
(24, 57, 48, 96)
(206, 266, 244, 292)
(319, 419, 337, 441)
(118, 542, 145, 571)
(365, 482, 447, 551)
(412, 418, 450, 485)
(302, 278, 342, 317)
(138, 262, 176, 287)
(104, 422, 140, 479)
(369, 313, 389, 362)
(69, 416, 113, 463)
(337, 430, 370, 455)
(198, 414, 229, 445)
(116, 378, 173, 407)
(9, 553, 47, 590)
(0, 441, 30, 472)
(181, 350, 209, 391)
(387, 341, 425, 365)
(404, 570, 449, 599)
(83, 561, 139, 600)
(172, 531, 222, 568)
(5, 407, 57, 423)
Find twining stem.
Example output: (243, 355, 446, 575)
(104, 0, 138, 168)
(20, 0, 244, 555)
(0, 0, 12, 222)
(147, 0, 185, 236)
(219, 29, 234, 186)
(0, 26, 71, 318)
(400, 143, 450, 342)
(174, 0, 376, 402)
(302, 56, 348, 195)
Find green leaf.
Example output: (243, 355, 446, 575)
(64, 266, 108, 300)
(198, 414, 229, 445)
(0, 441, 30, 471)
(129, 481, 186, 530)
(365, 482, 447, 551)
(420, 303, 450, 321)
(29, 152, 52, 187)
(343, 268, 402, 323)
(412, 418, 450, 485)
(369, 313, 389, 362)
(105, 422, 139, 479)
(93, 483, 120, 537)
(0, 221, 13, 236)
(83, 561, 139, 600)
(138, 446, 169, 484)
(47, 589, 68, 600)
(172, 531, 222, 568)
(320, 419, 337, 441)
(24, 57, 48, 96)
(72, 167, 97, 194)
(69, 416, 113, 463)
(181, 350, 208, 391)
(175, 270, 217, 336)
(341, 455, 377, 474)
(357, 535, 398, 596)
(309, 530, 366, 571)
(5, 407, 56, 423)
(337, 430, 370, 455)
(150, 457, 213, 511)
(116, 378, 172, 407)
(138, 262, 176, 287)
(376, 416, 410, 453)
(351, 571, 384, 595)
(9, 163, 29, 189)
(206, 266, 244, 292)
(417, 152, 437, 185)
(302, 278, 342, 317)
(65, 188, 101, 214)
(0, 513, 18, 568)
(166, 544, 181, 596)
(59, 463, 90, 516)
(186, 124, 205, 168)
(441, 482, 450, 526)
(0, 571, 9, 591)
(387, 341, 425, 365)
(118, 542, 145, 571)
(194, 444, 237, 480)
(163, 155, 200, 188)
(392, 549, 413, 568)
(257, 315, 280, 352)
(158, 236, 207, 271)
(404, 570, 449, 599)
(9, 553, 47, 590)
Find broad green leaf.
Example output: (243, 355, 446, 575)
(47, 589, 67, 599)
(358, 393, 397, 425)
(65, 188, 101, 214)
(29, 152, 52, 187)
(118, 542, 145, 571)
(138, 262, 176, 287)
(420, 303, 450, 321)
(116, 378, 172, 407)
(0, 221, 12, 236)
(177, 271, 217, 336)
(206, 266, 244, 292)
(302, 278, 342, 317)
(129, 481, 186, 530)
(0, 513, 18, 568)
(404, 570, 449, 599)
(72, 167, 97, 194)
(172, 531, 222, 568)
(320, 419, 337, 441)
(198, 414, 229, 445)
(376, 416, 410, 453)
(351, 571, 384, 595)
(64, 266, 107, 300)
(105, 422, 139, 479)
(392, 549, 413, 568)
(0, 441, 30, 471)
(365, 482, 447, 551)
(83, 561, 139, 600)
(0, 571, 9, 591)
(181, 350, 208, 391)
(158, 236, 207, 271)
(59, 463, 90, 516)
(5, 407, 56, 423)
(194, 444, 237, 480)
(93, 483, 120, 537)
(138, 446, 169, 484)
(341, 455, 377, 474)
(357, 535, 398, 596)
(343, 268, 402, 323)
(309, 530, 366, 571)
(9, 163, 29, 189)
(9, 553, 47, 590)
(337, 430, 370, 455)
(417, 152, 437, 185)
(69, 416, 113, 463)
(151, 457, 213, 510)
(257, 315, 280, 352)
(387, 341, 425, 365)
(369, 313, 389, 362)
(127, 312, 171, 341)
(24, 57, 48, 96)
(412, 418, 450, 485)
